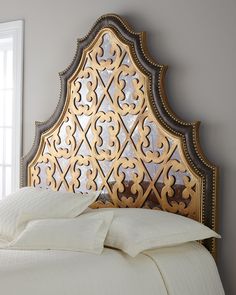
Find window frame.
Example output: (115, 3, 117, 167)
(0, 20, 23, 196)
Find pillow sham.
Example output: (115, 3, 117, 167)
(87, 208, 220, 257)
(0, 237, 9, 248)
(8, 211, 114, 254)
(0, 187, 100, 240)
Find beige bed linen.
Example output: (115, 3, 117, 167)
(0, 238, 8, 248)
(0, 247, 167, 295)
(0, 242, 224, 295)
(145, 242, 225, 295)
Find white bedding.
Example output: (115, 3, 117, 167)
(0, 242, 224, 295)
(144, 242, 225, 295)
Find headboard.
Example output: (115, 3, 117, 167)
(21, 14, 218, 256)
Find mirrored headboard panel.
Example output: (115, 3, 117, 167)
(21, 14, 218, 256)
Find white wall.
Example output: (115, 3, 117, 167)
(1, 0, 235, 293)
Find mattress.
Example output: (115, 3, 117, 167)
(0, 242, 224, 295)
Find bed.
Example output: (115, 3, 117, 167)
(0, 14, 224, 294)
(0, 242, 223, 295)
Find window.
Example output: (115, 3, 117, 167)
(0, 21, 23, 199)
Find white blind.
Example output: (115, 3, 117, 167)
(0, 21, 23, 200)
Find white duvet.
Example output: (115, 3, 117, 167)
(0, 242, 224, 295)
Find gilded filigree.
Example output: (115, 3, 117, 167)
(28, 29, 201, 220)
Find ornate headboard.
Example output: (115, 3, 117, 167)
(21, 14, 218, 256)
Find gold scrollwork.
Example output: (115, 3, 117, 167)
(28, 28, 201, 220)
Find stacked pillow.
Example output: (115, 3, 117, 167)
(9, 211, 114, 254)
(0, 188, 220, 256)
(0, 187, 115, 254)
(96, 208, 220, 257)
(0, 187, 100, 241)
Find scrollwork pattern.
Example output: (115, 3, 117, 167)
(29, 29, 201, 220)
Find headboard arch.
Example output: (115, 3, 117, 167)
(21, 14, 218, 256)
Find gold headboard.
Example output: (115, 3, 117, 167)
(21, 14, 218, 256)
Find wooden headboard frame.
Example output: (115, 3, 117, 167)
(21, 14, 218, 257)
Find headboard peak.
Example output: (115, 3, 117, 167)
(21, 14, 218, 257)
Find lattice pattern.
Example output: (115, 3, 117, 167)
(28, 29, 201, 219)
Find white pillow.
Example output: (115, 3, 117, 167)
(87, 208, 220, 257)
(0, 187, 100, 240)
(8, 211, 114, 254)
(0, 237, 9, 248)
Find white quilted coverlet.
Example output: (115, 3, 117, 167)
(0, 247, 167, 295)
(0, 242, 224, 295)
(144, 242, 225, 295)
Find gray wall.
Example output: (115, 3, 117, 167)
(1, 0, 235, 293)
